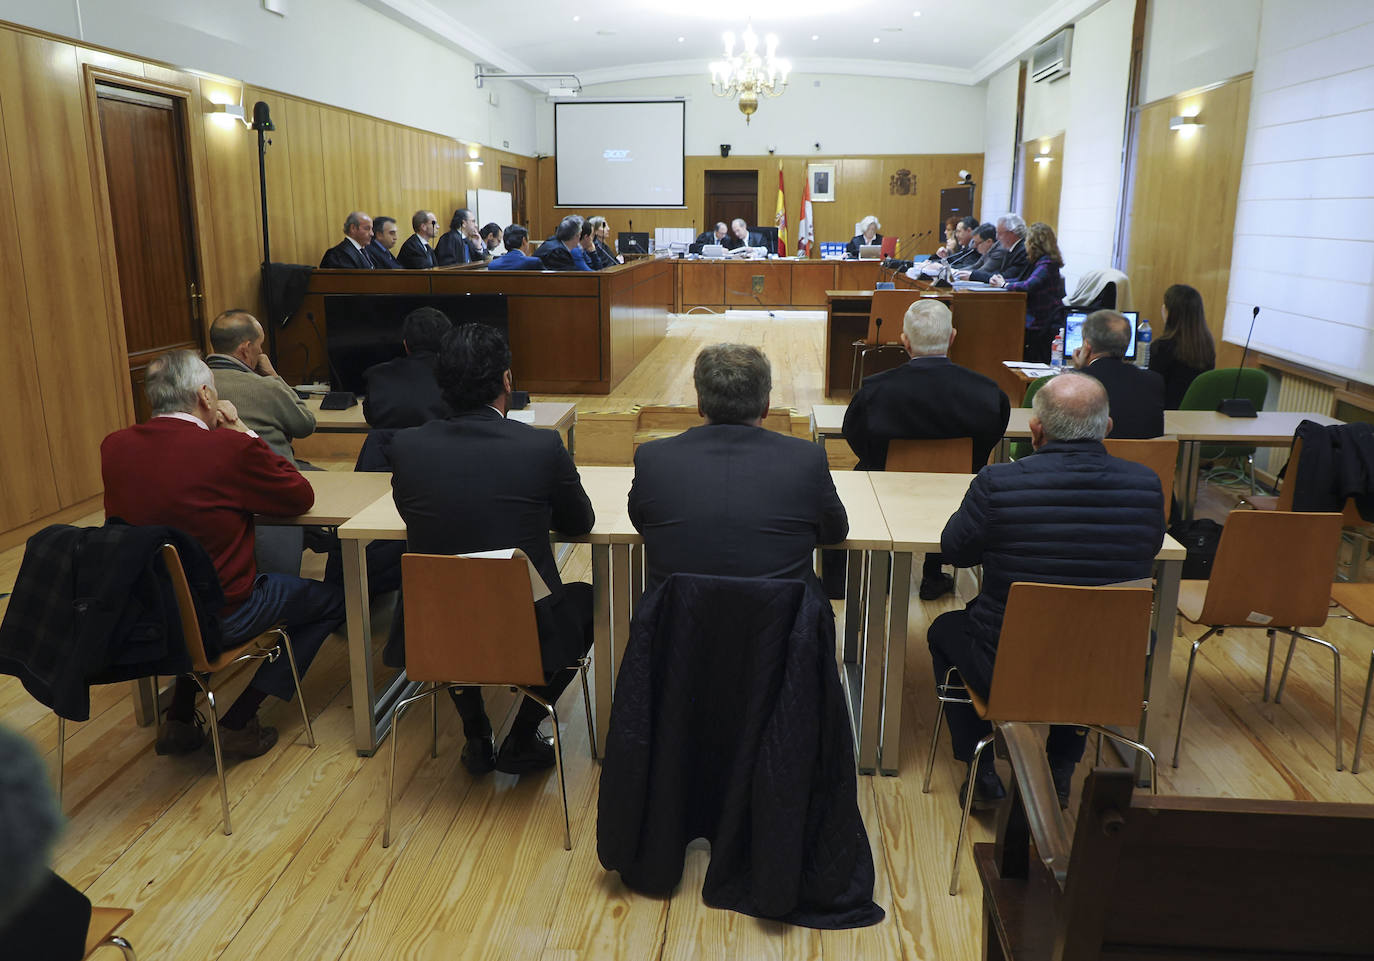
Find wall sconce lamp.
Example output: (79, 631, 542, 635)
(208, 101, 247, 127)
(1169, 115, 1203, 131)
(466, 153, 485, 167)
(1032, 144, 1053, 164)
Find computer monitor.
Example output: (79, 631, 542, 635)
(1063, 310, 1137, 361)
(617, 231, 650, 254)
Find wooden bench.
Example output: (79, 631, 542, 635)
(977, 725, 1374, 961)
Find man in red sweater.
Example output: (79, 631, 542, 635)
(101, 350, 344, 758)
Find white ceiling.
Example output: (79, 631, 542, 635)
(360, 0, 1105, 88)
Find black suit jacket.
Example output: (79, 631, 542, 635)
(722, 231, 764, 251)
(1084, 357, 1166, 439)
(843, 356, 1011, 470)
(628, 424, 849, 594)
(592, 238, 619, 269)
(320, 238, 373, 269)
(365, 240, 402, 269)
(435, 230, 482, 266)
(390, 408, 594, 670)
(362, 352, 450, 429)
(971, 239, 1028, 283)
(846, 233, 883, 258)
(397, 233, 437, 269)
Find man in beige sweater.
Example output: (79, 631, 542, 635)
(206, 309, 318, 574)
(206, 309, 316, 463)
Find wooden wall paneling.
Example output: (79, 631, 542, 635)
(506, 296, 603, 384)
(725, 261, 790, 306)
(319, 107, 357, 248)
(283, 98, 329, 267)
(348, 114, 382, 221)
(681, 261, 724, 306)
(245, 87, 298, 271)
(791, 262, 835, 305)
(0, 85, 62, 530)
(0, 31, 129, 504)
(196, 74, 263, 318)
(1021, 132, 1064, 232)
(1125, 77, 1251, 353)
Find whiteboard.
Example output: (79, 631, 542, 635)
(466, 189, 514, 230)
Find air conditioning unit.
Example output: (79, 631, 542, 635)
(1031, 27, 1072, 83)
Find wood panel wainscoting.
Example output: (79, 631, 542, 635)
(1020, 131, 1064, 233)
(675, 259, 900, 312)
(278, 258, 673, 395)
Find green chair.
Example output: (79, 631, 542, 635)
(1178, 368, 1269, 493)
(1009, 375, 1055, 461)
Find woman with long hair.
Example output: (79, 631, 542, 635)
(992, 221, 1067, 363)
(846, 215, 883, 259)
(1150, 283, 1216, 407)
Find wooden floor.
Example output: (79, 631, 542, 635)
(3, 312, 1373, 960)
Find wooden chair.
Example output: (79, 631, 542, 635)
(55, 543, 315, 836)
(976, 767, 1374, 961)
(1331, 582, 1374, 773)
(885, 436, 973, 473)
(1172, 511, 1345, 770)
(934, 582, 1158, 895)
(849, 289, 920, 392)
(1103, 435, 1178, 516)
(382, 552, 594, 850)
(85, 907, 136, 959)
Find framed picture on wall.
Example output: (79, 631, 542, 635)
(807, 163, 836, 202)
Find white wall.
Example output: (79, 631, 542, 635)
(980, 63, 1020, 220)
(1224, 1, 1374, 384)
(1021, 70, 1071, 142)
(1142, 0, 1261, 104)
(0, 0, 540, 155)
(1054, 0, 1134, 292)
(534, 73, 985, 157)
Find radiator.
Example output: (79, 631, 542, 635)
(1256, 369, 1337, 477)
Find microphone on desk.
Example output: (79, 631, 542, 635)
(1217, 306, 1261, 418)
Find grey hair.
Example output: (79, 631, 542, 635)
(145, 349, 212, 416)
(996, 213, 1027, 238)
(555, 215, 584, 243)
(587, 216, 607, 231)
(903, 299, 952, 356)
(1083, 309, 1132, 358)
(0, 726, 63, 928)
(694, 343, 772, 424)
(1032, 371, 1110, 441)
(343, 210, 370, 233)
(730, 218, 747, 229)
(715, 222, 728, 233)
(858, 215, 881, 233)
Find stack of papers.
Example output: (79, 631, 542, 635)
(1003, 361, 1060, 377)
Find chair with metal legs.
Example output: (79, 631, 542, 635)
(56, 543, 315, 836)
(1171, 511, 1345, 771)
(1330, 582, 1374, 773)
(942, 582, 1158, 895)
(849, 289, 920, 392)
(84, 907, 137, 959)
(382, 552, 594, 850)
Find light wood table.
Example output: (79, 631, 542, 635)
(811, 404, 847, 449)
(305, 397, 580, 458)
(866, 471, 1187, 776)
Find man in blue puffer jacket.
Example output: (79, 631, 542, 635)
(929, 372, 1165, 810)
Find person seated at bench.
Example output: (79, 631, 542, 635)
(487, 225, 545, 272)
(362, 306, 453, 428)
(537, 215, 592, 271)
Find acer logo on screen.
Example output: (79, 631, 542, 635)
(603, 149, 632, 161)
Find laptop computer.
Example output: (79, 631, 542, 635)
(701, 244, 727, 259)
(859, 244, 882, 260)
(1063, 310, 1137, 361)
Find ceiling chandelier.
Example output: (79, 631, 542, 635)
(708, 23, 790, 124)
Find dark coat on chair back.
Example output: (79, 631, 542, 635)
(0, 522, 224, 720)
(597, 573, 885, 929)
(1083, 356, 1166, 439)
(387, 407, 593, 671)
(396, 233, 437, 269)
(842, 356, 1011, 470)
(362, 351, 451, 429)
(628, 424, 848, 594)
(941, 441, 1165, 663)
(1291, 420, 1374, 520)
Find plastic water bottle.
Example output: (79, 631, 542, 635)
(1050, 330, 1064, 367)
(1136, 318, 1152, 368)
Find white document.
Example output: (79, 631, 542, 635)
(457, 548, 551, 602)
(507, 409, 536, 424)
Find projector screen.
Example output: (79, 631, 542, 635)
(555, 101, 685, 207)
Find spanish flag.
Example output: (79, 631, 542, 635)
(775, 163, 788, 256)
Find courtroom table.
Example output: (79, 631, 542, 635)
(824, 288, 1027, 399)
(129, 470, 395, 728)
(866, 471, 1187, 776)
(673, 257, 899, 311)
(305, 397, 579, 458)
(332, 467, 896, 759)
(280, 256, 674, 395)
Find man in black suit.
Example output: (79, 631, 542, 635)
(958, 214, 1028, 283)
(396, 210, 438, 269)
(629, 344, 848, 594)
(843, 299, 1011, 599)
(694, 222, 729, 249)
(362, 307, 452, 428)
(319, 211, 374, 269)
(366, 215, 403, 268)
(435, 208, 484, 266)
(1074, 310, 1165, 439)
(537, 215, 593, 270)
(723, 217, 765, 252)
(390, 324, 595, 775)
